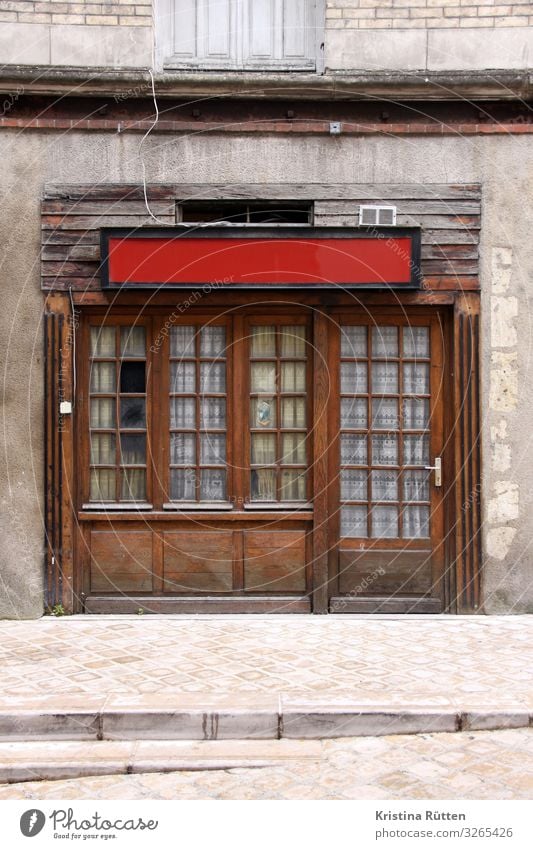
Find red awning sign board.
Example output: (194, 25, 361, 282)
(101, 227, 421, 289)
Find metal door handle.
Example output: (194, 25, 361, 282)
(424, 457, 442, 487)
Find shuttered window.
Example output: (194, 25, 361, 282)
(161, 0, 318, 71)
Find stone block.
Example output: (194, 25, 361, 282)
(0, 22, 50, 64)
(325, 28, 427, 70)
(428, 26, 533, 70)
(50, 22, 152, 67)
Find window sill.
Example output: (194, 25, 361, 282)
(162, 502, 233, 511)
(81, 503, 153, 511)
(244, 502, 313, 510)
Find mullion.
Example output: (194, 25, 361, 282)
(115, 326, 120, 501)
(275, 324, 281, 501)
(399, 326, 404, 537)
(195, 330, 201, 502)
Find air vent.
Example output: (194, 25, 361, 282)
(359, 205, 397, 227)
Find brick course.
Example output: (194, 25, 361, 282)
(0, 0, 151, 23)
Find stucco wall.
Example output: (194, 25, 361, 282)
(0, 129, 532, 617)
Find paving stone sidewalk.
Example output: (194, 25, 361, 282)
(1, 729, 531, 800)
(0, 615, 531, 708)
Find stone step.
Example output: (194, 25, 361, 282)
(0, 739, 322, 783)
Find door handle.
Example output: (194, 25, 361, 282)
(424, 457, 442, 487)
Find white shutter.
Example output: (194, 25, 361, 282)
(247, 0, 276, 61)
(200, 0, 236, 63)
(282, 0, 310, 60)
(171, 0, 198, 59)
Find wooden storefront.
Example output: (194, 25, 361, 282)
(43, 183, 482, 615)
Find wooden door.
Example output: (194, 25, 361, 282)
(328, 313, 447, 613)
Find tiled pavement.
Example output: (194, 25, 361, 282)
(0, 615, 531, 708)
(1, 729, 531, 800)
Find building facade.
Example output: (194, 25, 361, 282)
(0, 0, 532, 617)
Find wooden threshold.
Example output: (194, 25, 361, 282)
(84, 595, 311, 614)
(329, 596, 443, 614)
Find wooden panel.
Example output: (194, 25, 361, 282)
(85, 595, 311, 614)
(244, 530, 306, 592)
(329, 595, 442, 614)
(163, 531, 233, 592)
(338, 549, 432, 595)
(90, 530, 153, 593)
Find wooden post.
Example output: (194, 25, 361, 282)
(312, 308, 330, 613)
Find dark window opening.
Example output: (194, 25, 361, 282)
(178, 201, 313, 225)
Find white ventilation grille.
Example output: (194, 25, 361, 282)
(359, 205, 397, 227)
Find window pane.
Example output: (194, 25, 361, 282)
(201, 398, 226, 429)
(250, 397, 276, 428)
(371, 363, 398, 394)
(280, 470, 306, 501)
(281, 397, 306, 428)
(170, 326, 195, 357)
(340, 326, 366, 358)
(341, 469, 367, 502)
(200, 362, 226, 393)
(341, 434, 367, 465)
(340, 398, 367, 429)
(341, 505, 367, 538)
(371, 434, 398, 466)
(403, 363, 430, 395)
(340, 362, 367, 394)
(90, 326, 115, 357)
(170, 362, 196, 393)
(403, 506, 430, 538)
(120, 398, 146, 428)
(120, 433, 146, 465)
(170, 468, 196, 501)
(372, 326, 398, 358)
(251, 326, 276, 357)
(403, 470, 430, 502)
(121, 468, 146, 501)
(170, 433, 196, 465)
(281, 362, 305, 393)
(90, 398, 115, 428)
(90, 469, 115, 501)
(200, 469, 227, 501)
(371, 470, 399, 502)
(372, 398, 399, 430)
(281, 433, 306, 465)
(403, 326, 429, 358)
(251, 468, 277, 501)
(251, 362, 276, 393)
(120, 361, 145, 393)
(251, 433, 276, 465)
(404, 434, 429, 466)
(403, 398, 430, 430)
(200, 433, 226, 465)
(90, 362, 115, 393)
(90, 433, 116, 465)
(120, 326, 145, 357)
(170, 397, 196, 429)
(371, 505, 398, 538)
(200, 326, 226, 357)
(280, 326, 306, 357)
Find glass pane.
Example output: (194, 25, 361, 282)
(251, 362, 276, 393)
(170, 326, 195, 357)
(170, 397, 195, 429)
(340, 362, 367, 394)
(90, 362, 115, 393)
(371, 434, 399, 466)
(403, 326, 430, 359)
(341, 434, 367, 465)
(341, 505, 367, 538)
(251, 433, 276, 465)
(200, 326, 226, 357)
(341, 397, 367, 429)
(403, 398, 430, 430)
(120, 433, 146, 465)
(200, 434, 226, 465)
(90, 469, 115, 501)
(250, 397, 276, 429)
(90, 398, 115, 428)
(371, 470, 399, 502)
(200, 469, 227, 501)
(90, 434, 115, 465)
(280, 470, 306, 501)
(120, 398, 146, 428)
(170, 468, 196, 501)
(372, 326, 398, 358)
(200, 362, 226, 393)
(170, 362, 196, 393)
(281, 362, 305, 393)
(340, 326, 367, 358)
(170, 433, 196, 465)
(120, 326, 145, 357)
(281, 397, 306, 428)
(121, 468, 146, 501)
(371, 505, 398, 539)
(372, 398, 399, 430)
(120, 361, 145, 393)
(403, 363, 430, 395)
(341, 469, 367, 501)
(281, 433, 306, 465)
(90, 326, 115, 357)
(404, 434, 429, 466)
(251, 468, 277, 501)
(403, 505, 430, 538)
(280, 326, 306, 357)
(371, 363, 398, 394)
(403, 470, 430, 502)
(201, 398, 226, 429)
(251, 325, 276, 357)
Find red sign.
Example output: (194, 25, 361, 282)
(101, 227, 421, 289)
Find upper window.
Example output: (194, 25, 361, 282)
(159, 0, 319, 71)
